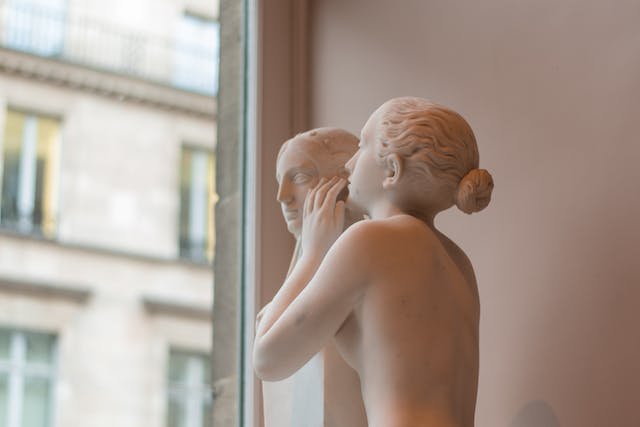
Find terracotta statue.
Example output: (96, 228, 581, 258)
(254, 97, 494, 426)
(261, 127, 368, 426)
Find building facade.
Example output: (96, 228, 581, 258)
(0, 0, 218, 426)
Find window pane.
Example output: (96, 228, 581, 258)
(25, 331, 54, 365)
(3, 0, 66, 56)
(167, 351, 212, 427)
(35, 116, 59, 237)
(22, 376, 50, 427)
(0, 373, 8, 427)
(167, 396, 185, 427)
(168, 352, 190, 385)
(0, 330, 10, 361)
(202, 396, 212, 427)
(173, 14, 219, 95)
(206, 154, 216, 261)
(1, 110, 25, 227)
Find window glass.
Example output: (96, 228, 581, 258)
(2, 0, 67, 56)
(0, 373, 8, 427)
(168, 351, 190, 384)
(0, 0, 227, 424)
(173, 13, 219, 95)
(24, 332, 55, 365)
(0, 110, 24, 231)
(22, 376, 51, 427)
(0, 330, 9, 361)
(167, 350, 212, 427)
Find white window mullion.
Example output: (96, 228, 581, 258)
(7, 332, 25, 427)
(17, 115, 38, 232)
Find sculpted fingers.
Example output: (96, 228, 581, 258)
(303, 185, 315, 218)
(304, 177, 326, 218)
(322, 178, 347, 209)
(314, 176, 339, 210)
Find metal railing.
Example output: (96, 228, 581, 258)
(0, 0, 218, 96)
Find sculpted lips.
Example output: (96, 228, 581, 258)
(283, 209, 298, 220)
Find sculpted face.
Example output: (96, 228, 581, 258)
(345, 108, 386, 214)
(276, 141, 321, 237)
(277, 128, 359, 237)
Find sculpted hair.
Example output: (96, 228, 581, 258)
(375, 97, 494, 214)
(278, 127, 358, 177)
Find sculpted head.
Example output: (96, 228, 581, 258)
(347, 96, 494, 217)
(276, 127, 358, 237)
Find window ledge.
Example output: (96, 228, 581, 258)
(0, 275, 92, 303)
(142, 296, 212, 321)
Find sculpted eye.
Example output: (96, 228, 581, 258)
(292, 173, 311, 184)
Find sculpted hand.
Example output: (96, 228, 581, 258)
(301, 177, 347, 259)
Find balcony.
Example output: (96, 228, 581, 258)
(0, 0, 218, 96)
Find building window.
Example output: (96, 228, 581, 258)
(0, 109, 60, 237)
(0, 328, 57, 427)
(179, 146, 216, 263)
(173, 12, 219, 95)
(167, 350, 212, 427)
(1, 0, 67, 57)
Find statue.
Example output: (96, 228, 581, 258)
(275, 127, 363, 274)
(261, 127, 368, 426)
(254, 97, 494, 426)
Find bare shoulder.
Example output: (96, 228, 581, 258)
(335, 215, 438, 258)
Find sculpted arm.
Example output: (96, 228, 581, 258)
(253, 180, 369, 381)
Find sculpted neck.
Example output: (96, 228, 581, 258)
(369, 199, 437, 229)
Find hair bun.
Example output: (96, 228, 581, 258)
(455, 169, 494, 214)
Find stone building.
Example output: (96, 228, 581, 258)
(0, 0, 218, 426)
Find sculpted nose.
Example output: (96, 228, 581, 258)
(277, 181, 291, 203)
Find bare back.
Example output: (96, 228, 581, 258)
(334, 215, 480, 427)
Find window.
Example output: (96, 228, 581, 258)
(167, 350, 212, 427)
(173, 12, 219, 95)
(2, 0, 67, 57)
(0, 109, 60, 237)
(179, 146, 216, 263)
(0, 329, 57, 427)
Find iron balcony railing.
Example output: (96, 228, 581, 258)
(0, 0, 218, 96)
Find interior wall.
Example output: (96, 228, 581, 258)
(309, 1, 640, 426)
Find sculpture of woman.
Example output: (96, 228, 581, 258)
(254, 97, 494, 426)
(268, 127, 367, 426)
(275, 127, 362, 274)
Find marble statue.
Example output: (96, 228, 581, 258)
(254, 97, 494, 427)
(261, 127, 368, 426)
(275, 127, 364, 273)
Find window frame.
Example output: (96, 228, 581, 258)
(0, 106, 62, 239)
(240, 0, 311, 425)
(166, 348, 213, 427)
(177, 143, 217, 264)
(0, 328, 58, 427)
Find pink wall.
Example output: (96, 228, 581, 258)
(309, 1, 640, 425)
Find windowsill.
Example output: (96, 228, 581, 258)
(142, 295, 212, 321)
(0, 227, 214, 270)
(0, 274, 92, 304)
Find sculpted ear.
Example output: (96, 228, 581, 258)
(382, 153, 403, 189)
